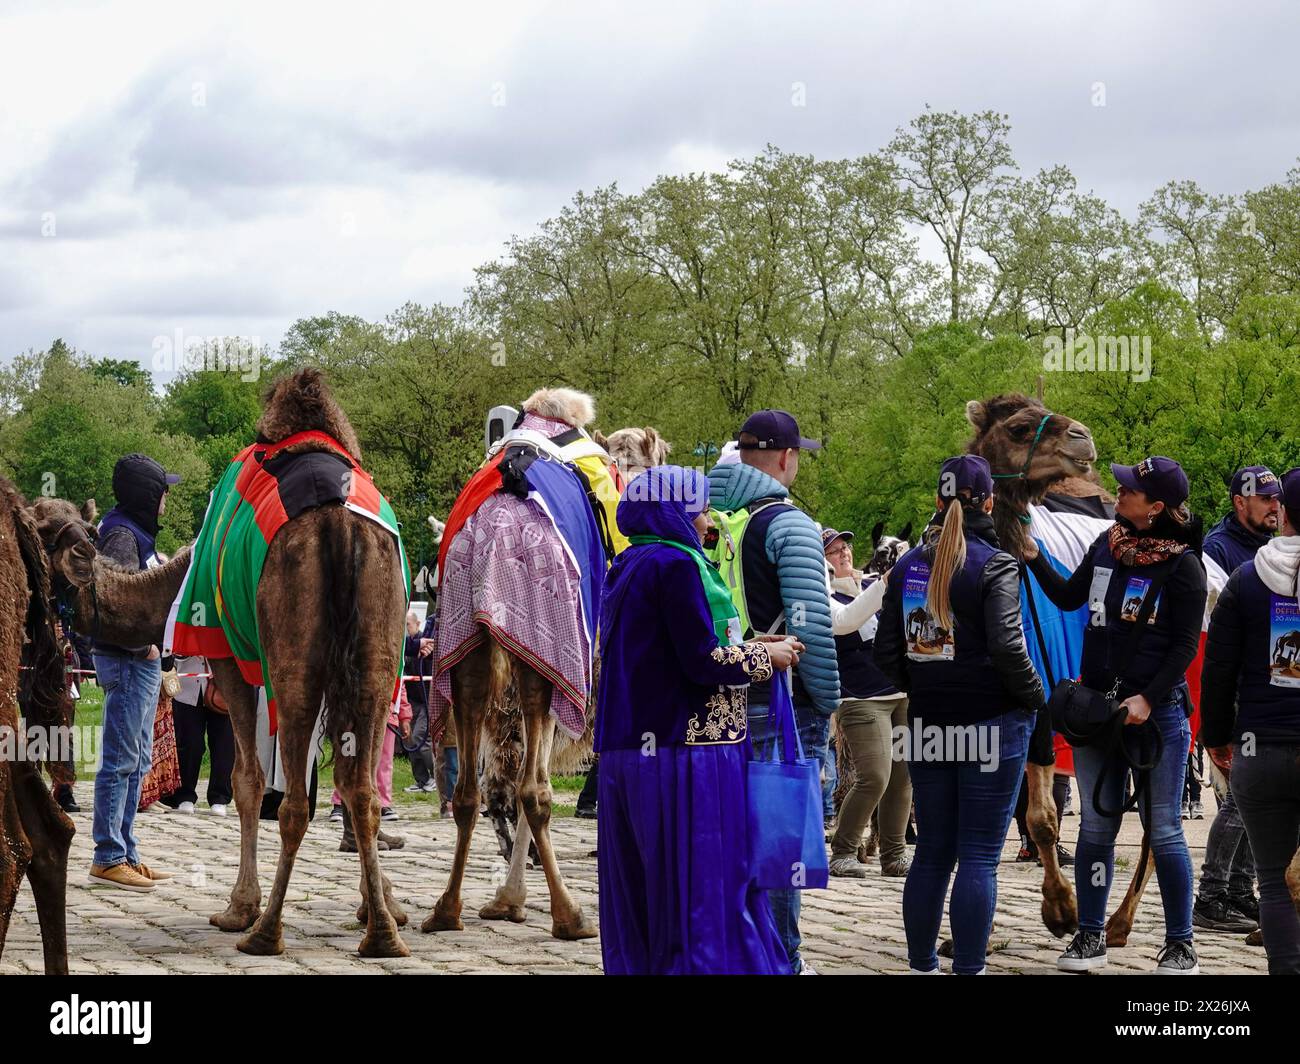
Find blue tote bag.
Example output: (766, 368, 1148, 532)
(746, 670, 829, 890)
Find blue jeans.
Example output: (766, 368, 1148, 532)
(1198, 781, 1256, 904)
(92, 653, 162, 868)
(903, 710, 1031, 974)
(437, 746, 459, 803)
(822, 737, 838, 819)
(748, 701, 831, 974)
(1073, 688, 1194, 943)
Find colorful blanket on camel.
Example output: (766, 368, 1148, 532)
(434, 442, 605, 739)
(163, 430, 410, 732)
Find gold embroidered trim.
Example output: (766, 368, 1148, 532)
(685, 687, 749, 745)
(709, 641, 773, 681)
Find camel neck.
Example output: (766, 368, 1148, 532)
(87, 548, 191, 649)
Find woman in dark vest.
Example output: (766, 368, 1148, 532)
(1026, 456, 1207, 974)
(1201, 466, 1300, 975)
(875, 455, 1045, 975)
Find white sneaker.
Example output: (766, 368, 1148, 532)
(209, 804, 228, 817)
(421, 780, 439, 793)
(176, 801, 196, 815)
(403, 784, 425, 793)
(797, 960, 818, 975)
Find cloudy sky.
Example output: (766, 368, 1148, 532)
(2, 0, 1297, 372)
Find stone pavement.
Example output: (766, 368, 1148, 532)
(1, 784, 1268, 975)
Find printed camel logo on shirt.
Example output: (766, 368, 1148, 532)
(1119, 574, 1161, 624)
(902, 559, 954, 662)
(1269, 594, 1300, 688)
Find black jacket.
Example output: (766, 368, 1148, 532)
(874, 510, 1046, 723)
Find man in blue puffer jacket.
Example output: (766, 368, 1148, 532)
(708, 409, 839, 974)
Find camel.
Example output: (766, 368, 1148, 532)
(0, 480, 75, 975)
(1273, 631, 1300, 670)
(424, 388, 642, 940)
(964, 393, 1098, 942)
(37, 368, 411, 958)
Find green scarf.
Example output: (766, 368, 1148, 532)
(628, 534, 740, 645)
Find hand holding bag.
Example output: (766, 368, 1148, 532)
(747, 669, 830, 890)
(1027, 564, 1169, 817)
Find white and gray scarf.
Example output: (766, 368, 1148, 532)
(1255, 534, 1300, 598)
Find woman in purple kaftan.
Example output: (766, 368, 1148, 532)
(595, 464, 799, 975)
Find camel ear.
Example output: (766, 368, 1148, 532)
(898, 521, 913, 543)
(81, 499, 98, 523)
(592, 430, 609, 449)
(965, 400, 988, 432)
(870, 520, 884, 547)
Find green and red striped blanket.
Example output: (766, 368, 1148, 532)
(164, 430, 409, 731)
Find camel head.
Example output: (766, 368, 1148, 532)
(29, 497, 98, 591)
(595, 426, 671, 482)
(965, 394, 1097, 557)
(866, 520, 913, 577)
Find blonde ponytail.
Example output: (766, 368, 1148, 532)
(927, 500, 967, 632)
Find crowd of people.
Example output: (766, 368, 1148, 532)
(62, 412, 1300, 977)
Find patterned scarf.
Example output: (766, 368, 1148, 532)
(1107, 521, 1187, 567)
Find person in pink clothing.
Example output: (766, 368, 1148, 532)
(331, 686, 411, 845)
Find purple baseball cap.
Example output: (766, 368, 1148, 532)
(1110, 456, 1189, 508)
(1229, 465, 1281, 499)
(821, 528, 854, 552)
(736, 409, 821, 451)
(938, 455, 994, 505)
(1280, 468, 1300, 516)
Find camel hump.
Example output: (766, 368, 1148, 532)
(257, 366, 363, 461)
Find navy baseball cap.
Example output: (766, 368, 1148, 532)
(821, 528, 854, 551)
(1229, 465, 1281, 499)
(938, 455, 994, 505)
(1110, 456, 1188, 508)
(1280, 468, 1300, 515)
(736, 409, 821, 451)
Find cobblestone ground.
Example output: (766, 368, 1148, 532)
(1, 783, 1267, 975)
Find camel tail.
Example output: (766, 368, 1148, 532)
(320, 518, 366, 766)
(9, 484, 71, 764)
(486, 635, 513, 709)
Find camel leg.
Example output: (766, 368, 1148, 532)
(357, 874, 408, 929)
(1106, 831, 1155, 948)
(515, 667, 596, 941)
(423, 645, 488, 933)
(208, 666, 264, 932)
(12, 758, 73, 974)
(1288, 846, 1300, 916)
(1027, 762, 1078, 938)
(0, 785, 32, 967)
(237, 686, 319, 956)
(480, 795, 530, 922)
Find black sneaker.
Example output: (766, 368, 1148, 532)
(1229, 894, 1260, 924)
(1055, 844, 1074, 867)
(1016, 836, 1037, 863)
(574, 805, 597, 820)
(1193, 897, 1257, 933)
(56, 788, 80, 814)
(1058, 930, 1107, 972)
(1156, 940, 1200, 974)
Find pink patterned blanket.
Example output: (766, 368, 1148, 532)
(433, 490, 590, 739)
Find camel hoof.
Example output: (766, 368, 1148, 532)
(359, 932, 411, 958)
(1042, 891, 1079, 939)
(1105, 921, 1131, 949)
(210, 905, 261, 932)
(938, 938, 954, 958)
(480, 900, 527, 923)
(236, 928, 284, 956)
(551, 909, 598, 941)
(422, 901, 463, 933)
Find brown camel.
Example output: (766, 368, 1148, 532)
(425, 387, 631, 940)
(965, 393, 1096, 941)
(0, 480, 76, 975)
(36, 368, 411, 958)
